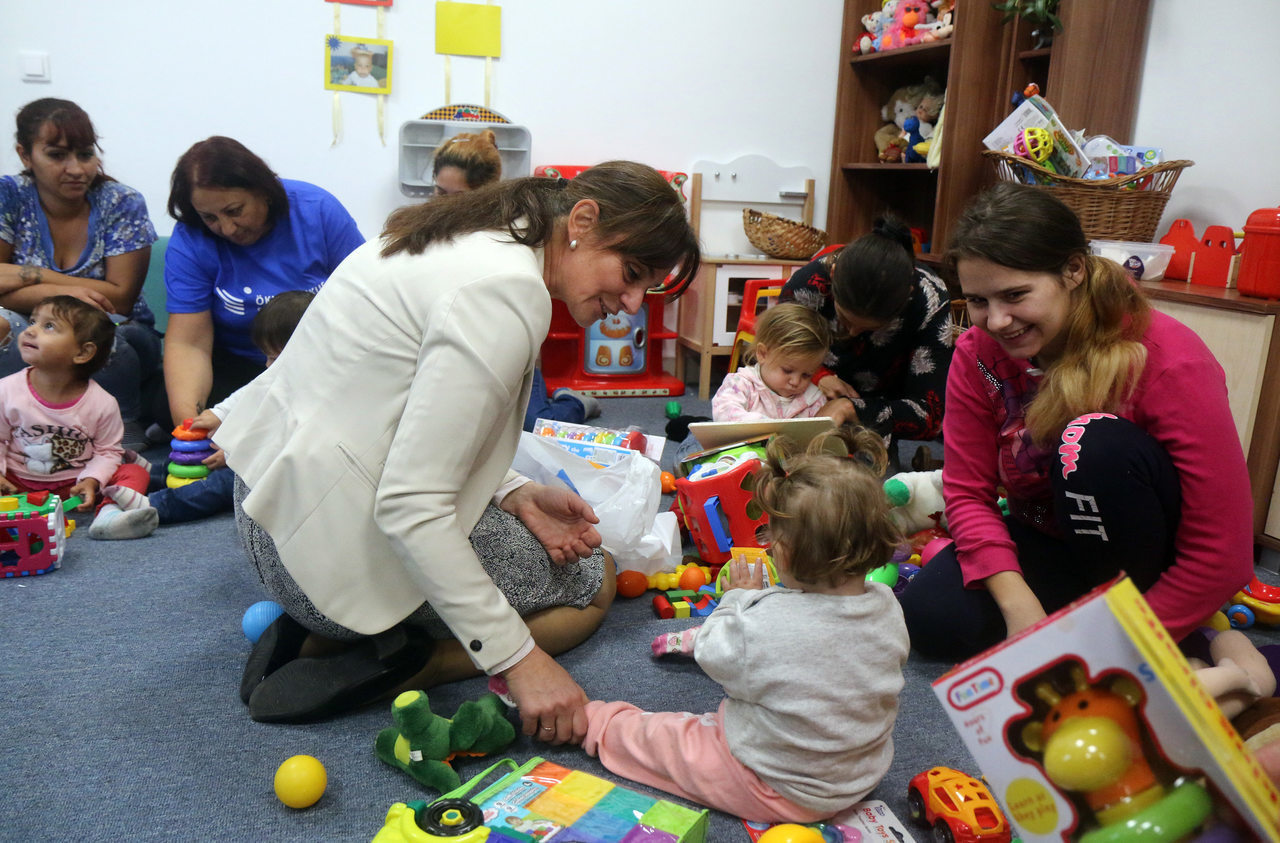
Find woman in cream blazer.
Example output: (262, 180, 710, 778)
(216, 162, 699, 740)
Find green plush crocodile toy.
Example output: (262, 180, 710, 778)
(374, 690, 516, 793)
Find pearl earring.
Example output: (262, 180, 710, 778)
(569, 239, 578, 250)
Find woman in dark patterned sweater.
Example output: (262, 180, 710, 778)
(780, 216, 953, 439)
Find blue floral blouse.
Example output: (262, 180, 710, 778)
(0, 174, 158, 325)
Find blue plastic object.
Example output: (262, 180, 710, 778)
(242, 600, 285, 643)
(703, 496, 732, 552)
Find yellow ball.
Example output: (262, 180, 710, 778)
(757, 824, 825, 843)
(274, 754, 327, 809)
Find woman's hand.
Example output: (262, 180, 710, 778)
(723, 553, 765, 592)
(817, 374, 859, 401)
(986, 570, 1047, 639)
(500, 482, 601, 565)
(502, 645, 589, 745)
(819, 396, 859, 425)
(60, 286, 117, 314)
(69, 478, 99, 510)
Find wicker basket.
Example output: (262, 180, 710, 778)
(983, 150, 1194, 242)
(742, 209, 828, 260)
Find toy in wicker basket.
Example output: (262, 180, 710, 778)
(983, 149, 1193, 242)
(742, 208, 828, 261)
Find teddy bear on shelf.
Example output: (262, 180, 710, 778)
(875, 77, 944, 163)
(855, 0, 896, 54)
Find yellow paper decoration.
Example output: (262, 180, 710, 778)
(435, 2, 501, 57)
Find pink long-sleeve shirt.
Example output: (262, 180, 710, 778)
(712, 364, 829, 422)
(0, 369, 124, 490)
(942, 310, 1253, 642)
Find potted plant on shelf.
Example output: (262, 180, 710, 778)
(991, 0, 1062, 50)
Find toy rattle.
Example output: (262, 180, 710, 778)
(1011, 127, 1053, 166)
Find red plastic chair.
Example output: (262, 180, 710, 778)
(727, 279, 785, 373)
(727, 244, 845, 373)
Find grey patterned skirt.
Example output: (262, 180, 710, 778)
(233, 477, 606, 640)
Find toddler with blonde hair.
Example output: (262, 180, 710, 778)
(582, 427, 909, 824)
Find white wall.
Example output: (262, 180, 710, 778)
(1134, 0, 1280, 233)
(1, 1, 1274, 253)
(0, 0, 841, 253)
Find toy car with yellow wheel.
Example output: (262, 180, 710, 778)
(907, 766, 1011, 843)
(1225, 576, 1280, 629)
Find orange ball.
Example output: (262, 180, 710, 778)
(678, 566, 707, 591)
(615, 569, 648, 599)
(660, 471, 676, 494)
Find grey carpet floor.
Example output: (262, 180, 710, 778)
(2, 389, 1276, 842)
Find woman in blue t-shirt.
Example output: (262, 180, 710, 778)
(163, 136, 364, 425)
(0, 98, 162, 450)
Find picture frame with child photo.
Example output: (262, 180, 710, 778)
(324, 34, 394, 94)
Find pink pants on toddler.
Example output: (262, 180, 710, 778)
(583, 699, 829, 824)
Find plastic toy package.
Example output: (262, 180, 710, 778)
(372, 756, 709, 842)
(533, 418, 665, 465)
(982, 95, 1091, 178)
(932, 577, 1280, 841)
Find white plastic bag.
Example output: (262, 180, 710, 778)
(511, 432, 679, 574)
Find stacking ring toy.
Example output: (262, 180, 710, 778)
(171, 423, 208, 442)
(167, 463, 210, 479)
(168, 450, 211, 466)
(170, 438, 211, 452)
(166, 474, 201, 489)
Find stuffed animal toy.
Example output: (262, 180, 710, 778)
(875, 78, 944, 162)
(879, 0, 935, 51)
(922, 0, 956, 42)
(855, 2, 893, 54)
(901, 117, 928, 163)
(884, 469, 945, 534)
(914, 92, 945, 141)
(375, 690, 516, 793)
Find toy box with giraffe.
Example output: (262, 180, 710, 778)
(931, 576, 1280, 841)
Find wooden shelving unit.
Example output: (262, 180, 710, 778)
(826, 1, 1007, 261)
(827, 0, 1152, 271)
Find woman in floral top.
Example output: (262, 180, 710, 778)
(780, 216, 952, 440)
(0, 98, 161, 449)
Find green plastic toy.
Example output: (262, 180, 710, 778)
(374, 690, 516, 793)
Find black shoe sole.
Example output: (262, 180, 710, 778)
(239, 613, 309, 705)
(247, 626, 435, 724)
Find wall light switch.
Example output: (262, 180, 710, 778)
(19, 51, 51, 83)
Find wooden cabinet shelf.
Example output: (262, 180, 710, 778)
(829, 1, 1151, 268)
(827, 1, 1008, 259)
(1142, 280, 1280, 549)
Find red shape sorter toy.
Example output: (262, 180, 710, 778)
(673, 455, 768, 568)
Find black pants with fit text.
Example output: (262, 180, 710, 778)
(900, 414, 1181, 661)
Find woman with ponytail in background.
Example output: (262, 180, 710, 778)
(899, 182, 1253, 661)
